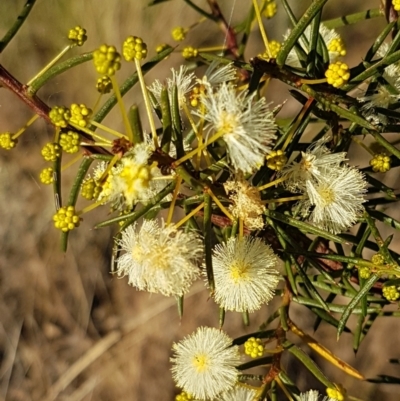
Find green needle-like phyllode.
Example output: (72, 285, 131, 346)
(53, 206, 80, 232)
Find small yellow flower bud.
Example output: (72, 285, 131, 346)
(325, 61, 350, 88)
(171, 26, 187, 42)
(41, 143, 61, 162)
(0, 132, 17, 150)
(68, 26, 87, 46)
(359, 267, 371, 280)
(393, 0, 400, 11)
(49, 106, 71, 128)
(326, 386, 346, 401)
(123, 36, 148, 61)
(371, 253, 385, 265)
(370, 153, 391, 173)
(60, 131, 80, 154)
(383, 285, 400, 301)
(244, 337, 264, 358)
(96, 76, 112, 94)
(175, 391, 194, 401)
(93, 44, 121, 76)
(328, 38, 346, 57)
(182, 46, 198, 60)
(266, 149, 287, 170)
(259, 40, 281, 60)
(53, 205, 80, 232)
(39, 167, 54, 184)
(263, 0, 277, 19)
(81, 178, 102, 200)
(69, 103, 92, 128)
(156, 43, 168, 54)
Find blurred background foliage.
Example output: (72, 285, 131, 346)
(1, 1, 400, 400)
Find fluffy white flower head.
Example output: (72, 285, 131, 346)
(198, 60, 237, 87)
(280, 137, 347, 192)
(219, 384, 258, 401)
(171, 327, 241, 400)
(300, 390, 335, 401)
(148, 65, 195, 108)
(195, 82, 276, 173)
(224, 175, 265, 230)
(300, 166, 367, 234)
(210, 237, 280, 312)
(116, 219, 203, 296)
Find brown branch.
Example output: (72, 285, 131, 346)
(0, 63, 109, 155)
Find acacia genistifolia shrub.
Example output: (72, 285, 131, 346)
(2, 0, 400, 400)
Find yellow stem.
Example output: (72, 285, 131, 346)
(90, 120, 127, 139)
(275, 376, 294, 401)
(175, 130, 225, 166)
(166, 176, 182, 225)
(206, 188, 234, 221)
(174, 202, 205, 229)
(61, 153, 83, 171)
(189, 16, 206, 30)
(352, 136, 375, 155)
(258, 175, 288, 191)
(239, 218, 244, 239)
(197, 45, 227, 52)
(27, 45, 71, 86)
(92, 93, 103, 115)
(263, 195, 305, 204)
(12, 114, 40, 139)
(252, 0, 271, 58)
(80, 142, 113, 147)
(54, 127, 61, 143)
(299, 78, 327, 84)
(110, 75, 134, 142)
(153, 175, 174, 180)
(70, 122, 112, 143)
(77, 200, 103, 216)
(134, 58, 159, 148)
(99, 154, 120, 183)
(182, 102, 202, 170)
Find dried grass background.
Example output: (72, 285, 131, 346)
(1, 1, 400, 400)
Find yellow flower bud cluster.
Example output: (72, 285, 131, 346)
(123, 36, 147, 61)
(60, 131, 80, 154)
(156, 43, 168, 54)
(0, 132, 17, 150)
(53, 206, 80, 232)
(244, 337, 264, 358)
(383, 285, 400, 301)
(325, 61, 350, 88)
(68, 26, 87, 47)
(69, 103, 92, 128)
(259, 40, 281, 60)
(93, 44, 121, 76)
(41, 143, 60, 162)
(96, 76, 112, 94)
(371, 253, 385, 265)
(393, 0, 400, 11)
(328, 38, 346, 57)
(370, 153, 391, 173)
(39, 167, 54, 184)
(266, 149, 287, 170)
(326, 387, 345, 401)
(81, 178, 102, 200)
(358, 267, 371, 280)
(182, 46, 198, 60)
(171, 26, 187, 42)
(49, 106, 71, 128)
(175, 391, 194, 401)
(263, 0, 277, 19)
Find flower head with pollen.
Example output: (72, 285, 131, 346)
(279, 137, 347, 192)
(224, 175, 265, 230)
(194, 82, 276, 173)
(299, 166, 367, 234)
(116, 219, 203, 297)
(210, 237, 280, 312)
(170, 327, 241, 400)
